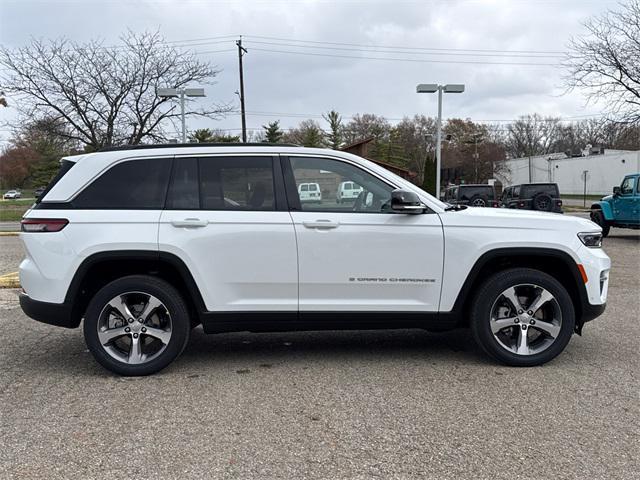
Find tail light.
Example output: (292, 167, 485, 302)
(518, 202, 525, 208)
(21, 218, 68, 232)
(556, 200, 563, 207)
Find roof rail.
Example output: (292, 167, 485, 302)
(98, 142, 302, 152)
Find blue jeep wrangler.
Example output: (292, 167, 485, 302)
(590, 173, 640, 237)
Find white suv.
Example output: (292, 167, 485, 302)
(19, 144, 610, 375)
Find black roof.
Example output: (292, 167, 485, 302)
(99, 142, 301, 152)
(448, 184, 495, 188)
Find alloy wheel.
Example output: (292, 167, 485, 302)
(489, 284, 562, 355)
(97, 292, 172, 365)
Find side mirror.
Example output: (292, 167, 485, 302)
(391, 189, 425, 214)
(613, 186, 620, 196)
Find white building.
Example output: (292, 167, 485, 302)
(497, 149, 640, 195)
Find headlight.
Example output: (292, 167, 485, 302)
(578, 232, 602, 248)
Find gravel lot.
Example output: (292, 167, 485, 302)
(0, 227, 638, 479)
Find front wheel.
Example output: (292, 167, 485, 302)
(470, 268, 575, 366)
(590, 210, 610, 237)
(83, 275, 191, 376)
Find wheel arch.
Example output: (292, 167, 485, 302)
(590, 201, 614, 221)
(65, 250, 205, 328)
(450, 248, 588, 333)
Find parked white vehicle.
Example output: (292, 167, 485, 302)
(298, 182, 322, 203)
(336, 181, 363, 203)
(3, 190, 21, 200)
(19, 144, 610, 375)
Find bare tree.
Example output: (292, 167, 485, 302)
(342, 113, 390, 145)
(0, 31, 230, 150)
(390, 115, 436, 184)
(505, 114, 562, 158)
(282, 119, 327, 147)
(565, 1, 640, 125)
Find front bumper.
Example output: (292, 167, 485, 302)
(582, 302, 606, 323)
(19, 293, 77, 328)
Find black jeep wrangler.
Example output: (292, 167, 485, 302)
(501, 183, 563, 213)
(443, 184, 498, 207)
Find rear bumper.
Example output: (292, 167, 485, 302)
(19, 293, 77, 328)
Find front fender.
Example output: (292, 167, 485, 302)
(591, 201, 614, 221)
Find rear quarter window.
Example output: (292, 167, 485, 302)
(460, 186, 495, 200)
(35, 159, 75, 204)
(73, 157, 172, 209)
(523, 184, 559, 197)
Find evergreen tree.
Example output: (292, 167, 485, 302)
(263, 121, 284, 143)
(323, 110, 343, 149)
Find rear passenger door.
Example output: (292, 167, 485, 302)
(159, 154, 298, 313)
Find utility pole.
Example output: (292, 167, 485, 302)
(236, 36, 248, 143)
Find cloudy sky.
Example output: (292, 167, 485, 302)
(0, 0, 620, 141)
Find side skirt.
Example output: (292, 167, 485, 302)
(200, 311, 460, 334)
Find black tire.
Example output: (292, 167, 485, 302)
(470, 268, 575, 367)
(469, 195, 488, 207)
(83, 275, 191, 376)
(590, 210, 610, 237)
(532, 193, 553, 211)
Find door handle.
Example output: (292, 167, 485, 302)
(171, 218, 208, 228)
(302, 220, 340, 229)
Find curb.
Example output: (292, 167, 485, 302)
(0, 272, 20, 288)
(0, 232, 20, 236)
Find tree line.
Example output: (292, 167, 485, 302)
(1, 1, 638, 191)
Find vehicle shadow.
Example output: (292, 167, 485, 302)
(177, 327, 486, 368)
(15, 325, 489, 377)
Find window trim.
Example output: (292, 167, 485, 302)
(281, 154, 432, 215)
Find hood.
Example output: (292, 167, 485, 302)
(600, 194, 613, 202)
(439, 206, 601, 233)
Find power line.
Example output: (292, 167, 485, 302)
(247, 47, 559, 66)
(244, 34, 566, 55)
(243, 40, 564, 59)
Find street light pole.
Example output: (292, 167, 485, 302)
(435, 87, 443, 200)
(416, 83, 465, 199)
(156, 87, 206, 143)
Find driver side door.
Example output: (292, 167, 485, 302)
(614, 176, 637, 222)
(283, 155, 444, 313)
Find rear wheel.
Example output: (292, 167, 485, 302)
(470, 268, 575, 366)
(469, 195, 488, 207)
(532, 193, 553, 211)
(590, 210, 610, 237)
(83, 275, 191, 376)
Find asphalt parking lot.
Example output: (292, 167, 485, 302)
(0, 227, 638, 479)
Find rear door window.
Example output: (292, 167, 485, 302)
(166, 157, 199, 209)
(73, 157, 172, 209)
(199, 156, 275, 211)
